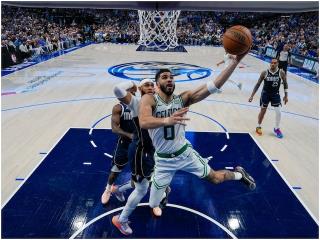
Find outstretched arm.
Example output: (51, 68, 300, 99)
(139, 94, 190, 129)
(280, 69, 288, 104)
(248, 71, 266, 102)
(180, 52, 248, 107)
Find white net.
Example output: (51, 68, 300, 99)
(138, 10, 181, 51)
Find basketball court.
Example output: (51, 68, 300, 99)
(1, 1, 319, 238)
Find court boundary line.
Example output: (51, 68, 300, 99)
(68, 202, 237, 239)
(248, 132, 319, 225)
(1, 128, 70, 209)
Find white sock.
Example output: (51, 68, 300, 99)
(234, 172, 242, 180)
(274, 106, 281, 129)
(106, 184, 112, 191)
(257, 124, 261, 128)
(118, 181, 133, 193)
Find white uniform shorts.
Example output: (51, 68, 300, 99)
(152, 145, 211, 189)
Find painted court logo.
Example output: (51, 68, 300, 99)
(108, 61, 212, 82)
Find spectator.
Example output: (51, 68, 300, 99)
(19, 40, 31, 61)
(1, 5, 318, 68)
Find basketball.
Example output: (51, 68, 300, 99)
(222, 25, 252, 55)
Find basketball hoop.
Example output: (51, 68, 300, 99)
(138, 10, 181, 51)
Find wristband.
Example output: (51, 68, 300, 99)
(207, 81, 219, 94)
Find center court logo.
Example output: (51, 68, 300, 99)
(108, 61, 212, 82)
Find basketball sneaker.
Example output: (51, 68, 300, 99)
(112, 215, 132, 235)
(235, 166, 256, 190)
(101, 187, 112, 205)
(256, 126, 262, 136)
(152, 207, 162, 217)
(273, 128, 283, 138)
(101, 185, 120, 204)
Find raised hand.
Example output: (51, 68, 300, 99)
(164, 107, 190, 126)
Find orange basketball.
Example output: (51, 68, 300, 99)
(222, 25, 252, 55)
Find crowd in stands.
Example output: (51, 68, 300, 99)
(92, 10, 139, 44)
(177, 11, 318, 59)
(1, 5, 318, 69)
(1, 6, 94, 68)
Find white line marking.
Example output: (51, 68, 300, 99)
(186, 130, 250, 134)
(220, 144, 228, 152)
(225, 167, 234, 170)
(83, 162, 92, 165)
(104, 153, 113, 158)
(89, 128, 93, 135)
(90, 140, 97, 148)
(2, 128, 70, 209)
(248, 133, 319, 225)
(69, 203, 237, 239)
(226, 132, 230, 139)
(206, 156, 213, 160)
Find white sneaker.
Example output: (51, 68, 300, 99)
(152, 207, 162, 217)
(101, 187, 112, 204)
(112, 215, 133, 235)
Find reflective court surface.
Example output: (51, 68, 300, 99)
(1, 129, 318, 238)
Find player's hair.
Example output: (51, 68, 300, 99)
(155, 69, 172, 82)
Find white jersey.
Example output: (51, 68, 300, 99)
(148, 94, 186, 153)
(127, 95, 140, 117)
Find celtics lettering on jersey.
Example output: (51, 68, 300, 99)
(148, 94, 186, 154)
(263, 68, 283, 94)
(155, 108, 181, 118)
